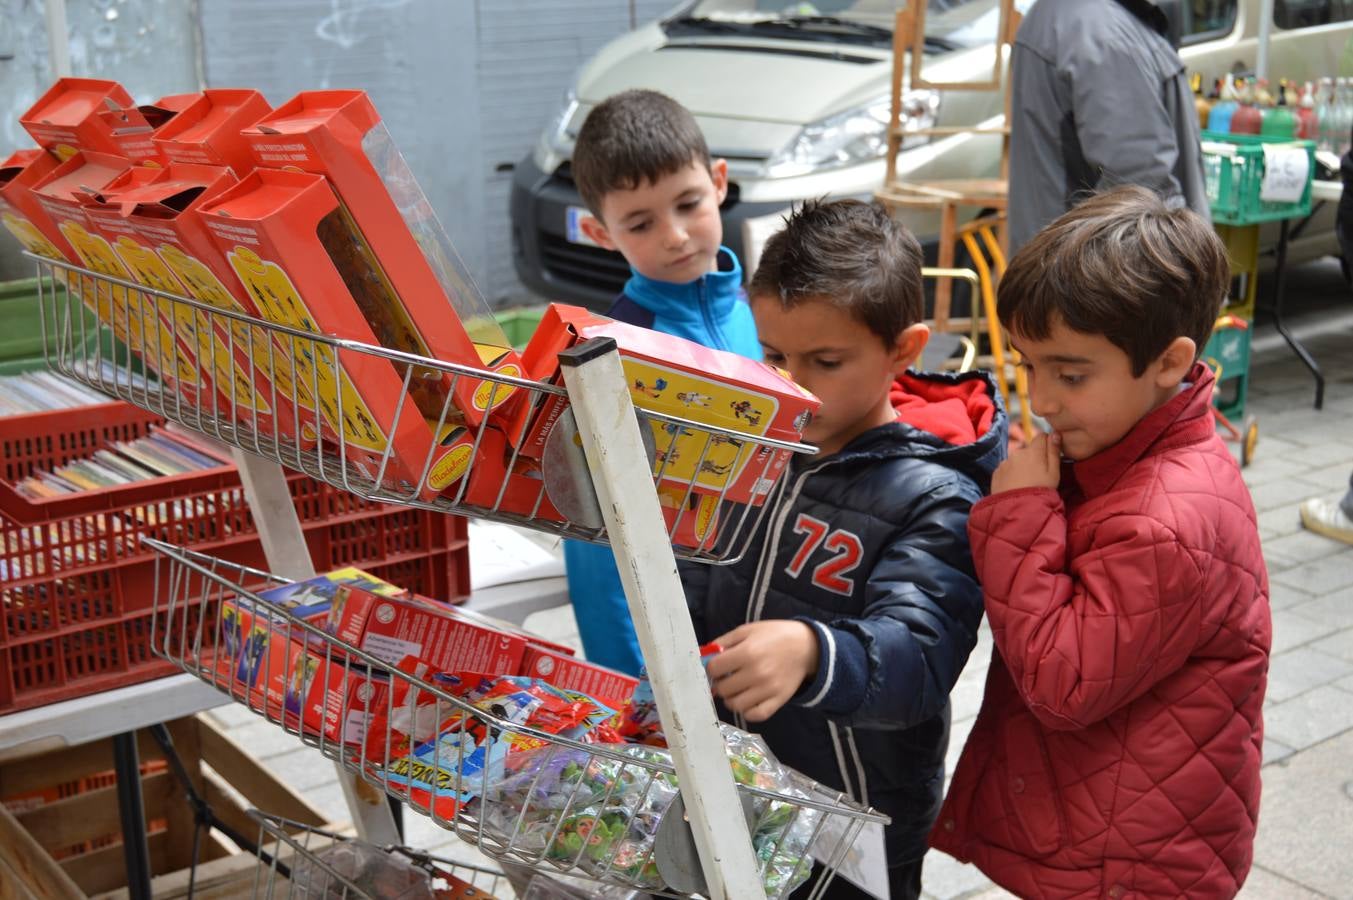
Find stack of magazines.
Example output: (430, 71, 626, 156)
(0, 370, 115, 415)
(15, 425, 230, 499)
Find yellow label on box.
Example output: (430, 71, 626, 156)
(1, 212, 63, 259)
(426, 423, 474, 490)
(113, 236, 271, 415)
(156, 243, 309, 406)
(58, 220, 199, 386)
(227, 246, 387, 452)
(623, 359, 778, 492)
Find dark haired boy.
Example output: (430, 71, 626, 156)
(562, 89, 761, 677)
(932, 186, 1271, 898)
(685, 199, 1008, 899)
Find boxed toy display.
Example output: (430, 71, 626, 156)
(196, 167, 450, 490)
(20, 77, 134, 160)
(0, 149, 72, 260)
(111, 162, 312, 439)
(97, 92, 204, 166)
(29, 151, 204, 392)
(241, 90, 525, 430)
(152, 88, 272, 176)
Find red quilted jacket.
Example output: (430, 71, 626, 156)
(931, 364, 1271, 899)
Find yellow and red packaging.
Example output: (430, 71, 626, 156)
(517, 303, 819, 531)
(153, 88, 272, 176)
(20, 77, 134, 160)
(97, 92, 205, 167)
(326, 585, 527, 675)
(520, 644, 638, 705)
(115, 163, 315, 442)
(0, 150, 73, 260)
(78, 166, 282, 431)
(30, 151, 206, 394)
(196, 167, 453, 491)
(241, 90, 526, 432)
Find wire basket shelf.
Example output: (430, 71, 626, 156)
(28, 254, 815, 564)
(248, 809, 508, 899)
(148, 538, 886, 899)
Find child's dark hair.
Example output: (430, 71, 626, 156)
(571, 90, 711, 218)
(999, 186, 1228, 376)
(749, 199, 924, 344)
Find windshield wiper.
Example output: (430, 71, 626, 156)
(781, 16, 893, 41)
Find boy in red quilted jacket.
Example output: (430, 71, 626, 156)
(931, 186, 1271, 899)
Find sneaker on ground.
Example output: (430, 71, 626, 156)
(1299, 497, 1353, 547)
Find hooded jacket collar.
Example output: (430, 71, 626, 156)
(808, 368, 1008, 493)
(1068, 361, 1218, 500)
(622, 247, 743, 326)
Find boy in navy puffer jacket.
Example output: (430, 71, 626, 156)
(562, 89, 761, 676)
(683, 199, 1007, 899)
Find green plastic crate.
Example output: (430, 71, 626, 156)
(493, 305, 546, 350)
(0, 276, 129, 376)
(1201, 131, 1315, 226)
(1203, 320, 1251, 421)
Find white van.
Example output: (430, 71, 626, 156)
(509, 0, 1353, 307)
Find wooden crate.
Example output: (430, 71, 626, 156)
(0, 713, 328, 899)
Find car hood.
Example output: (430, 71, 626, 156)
(576, 22, 894, 131)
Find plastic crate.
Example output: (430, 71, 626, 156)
(493, 304, 547, 350)
(0, 277, 111, 376)
(1204, 318, 1252, 421)
(0, 407, 470, 714)
(1201, 131, 1315, 226)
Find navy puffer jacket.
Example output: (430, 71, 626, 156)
(682, 369, 1007, 867)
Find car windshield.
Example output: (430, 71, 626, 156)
(668, 0, 1026, 49)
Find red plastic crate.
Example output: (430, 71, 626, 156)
(0, 404, 470, 713)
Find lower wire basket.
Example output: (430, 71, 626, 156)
(148, 537, 887, 899)
(248, 809, 508, 899)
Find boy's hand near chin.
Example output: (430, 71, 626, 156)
(706, 620, 819, 723)
(991, 431, 1062, 494)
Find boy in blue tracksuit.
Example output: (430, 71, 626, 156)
(564, 89, 760, 676)
(685, 200, 1007, 899)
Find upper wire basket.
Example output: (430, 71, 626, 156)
(148, 538, 886, 899)
(27, 255, 815, 564)
(248, 809, 508, 899)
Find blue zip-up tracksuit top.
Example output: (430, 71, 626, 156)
(563, 247, 760, 676)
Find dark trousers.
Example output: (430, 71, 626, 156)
(792, 856, 923, 900)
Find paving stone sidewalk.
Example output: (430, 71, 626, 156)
(209, 271, 1353, 899)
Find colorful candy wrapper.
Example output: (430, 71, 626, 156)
(476, 724, 818, 896)
(618, 641, 722, 746)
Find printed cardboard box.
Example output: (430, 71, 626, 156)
(30, 151, 206, 395)
(20, 77, 134, 160)
(97, 92, 205, 166)
(0, 149, 73, 260)
(153, 89, 272, 176)
(196, 167, 455, 491)
(78, 165, 264, 421)
(520, 644, 638, 704)
(242, 90, 526, 431)
(113, 163, 315, 442)
(327, 585, 527, 676)
(517, 303, 819, 507)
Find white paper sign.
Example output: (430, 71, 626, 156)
(809, 799, 890, 900)
(1260, 145, 1310, 204)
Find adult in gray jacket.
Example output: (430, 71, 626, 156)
(1008, 0, 1209, 251)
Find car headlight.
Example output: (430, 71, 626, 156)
(763, 90, 940, 178)
(534, 90, 581, 167)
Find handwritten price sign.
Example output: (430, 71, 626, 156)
(1261, 145, 1311, 204)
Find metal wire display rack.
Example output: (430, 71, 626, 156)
(147, 539, 886, 899)
(27, 254, 814, 565)
(25, 250, 883, 898)
(248, 809, 508, 899)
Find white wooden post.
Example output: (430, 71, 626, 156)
(230, 449, 402, 846)
(558, 338, 765, 900)
(43, 0, 71, 79)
